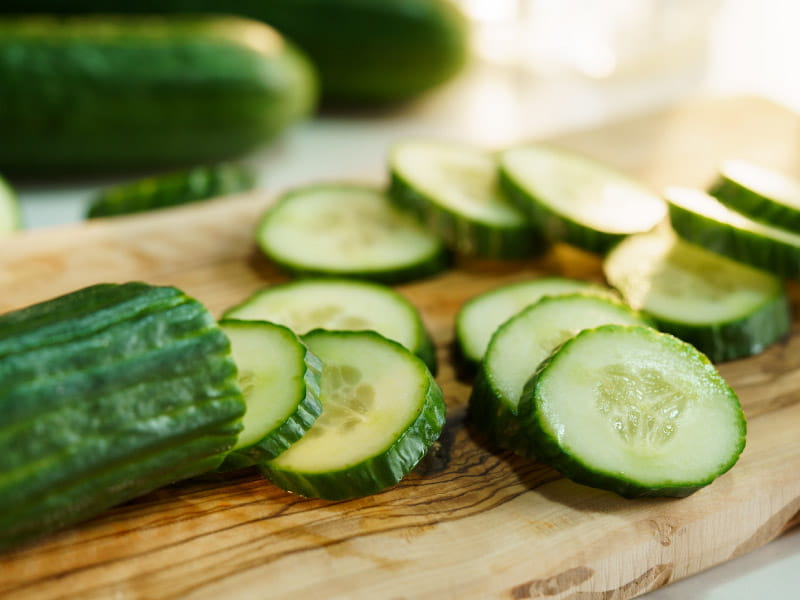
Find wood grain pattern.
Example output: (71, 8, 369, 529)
(1, 96, 799, 600)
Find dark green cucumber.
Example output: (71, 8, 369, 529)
(666, 186, 800, 278)
(0, 282, 245, 551)
(517, 325, 746, 498)
(709, 160, 800, 231)
(604, 228, 790, 362)
(0, 175, 21, 236)
(87, 164, 257, 218)
(0, 0, 468, 104)
(0, 15, 317, 174)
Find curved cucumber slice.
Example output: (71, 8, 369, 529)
(0, 175, 21, 236)
(499, 144, 666, 253)
(666, 186, 800, 278)
(257, 183, 448, 283)
(223, 279, 437, 374)
(604, 228, 790, 362)
(709, 160, 800, 230)
(388, 139, 542, 259)
(517, 325, 747, 498)
(455, 277, 618, 373)
(262, 330, 445, 500)
(470, 294, 649, 455)
(219, 320, 322, 469)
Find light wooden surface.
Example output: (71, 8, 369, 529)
(1, 96, 799, 600)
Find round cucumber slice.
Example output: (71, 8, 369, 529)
(257, 183, 448, 284)
(223, 279, 437, 374)
(218, 320, 322, 469)
(388, 139, 543, 259)
(709, 160, 800, 230)
(469, 294, 650, 455)
(666, 186, 800, 278)
(604, 228, 790, 362)
(499, 144, 667, 253)
(261, 330, 445, 500)
(0, 175, 21, 236)
(517, 325, 746, 498)
(455, 277, 618, 373)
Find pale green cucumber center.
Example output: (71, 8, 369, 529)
(392, 141, 525, 225)
(502, 145, 666, 233)
(0, 178, 19, 236)
(271, 334, 425, 473)
(722, 159, 800, 209)
(262, 186, 439, 269)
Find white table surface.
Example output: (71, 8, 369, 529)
(10, 0, 799, 597)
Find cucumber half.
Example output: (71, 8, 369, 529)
(666, 186, 800, 278)
(388, 139, 543, 259)
(517, 324, 747, 498)
(709, 160, 800, 231)
(499, 144, 667, 253)
(218, 320, 322, 469)
(455, 277, 618, 373)
(0, 175, 21, 236)
(223, 279, 437, 374)
(261, 330, 446, 500)
(257, 183, 448, 284)
(604, 228, 790, 362)
(470, 293, 650, 455)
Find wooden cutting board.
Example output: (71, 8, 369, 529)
(1, 96, 799, 600)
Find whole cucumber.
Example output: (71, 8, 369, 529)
(0, 0, 469, 104)
(0, 15, 317, 173)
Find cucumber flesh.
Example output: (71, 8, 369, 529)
(257, 183, 448, 283)
(219, 320, 322, 469)
(261, 330, 445, 500)
(499, 145, 667, 253)
(470, 293, 649, 454)
(517, 324, 746, 497)
(604, 228, 790, 362)
(0, 175, 21, 235)
(223, 279, 437, 374)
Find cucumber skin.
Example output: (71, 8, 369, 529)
(0, 16, 317, 174)
(0, 0, 468, 104)
(0, 282, 245, 551)
(709, 174, 800, 232)
(668, 200, 800, 278)
(389, 171, 546, 260)
(261, 330, 446, 500)
(517, 325, 747, 498)
(88, 164, 256, 219)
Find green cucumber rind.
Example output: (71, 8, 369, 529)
(709, 169, 800, 231)
(261, 330, 446, 500)
(517, 324, 747, 498)
(388, 169, 545, 260)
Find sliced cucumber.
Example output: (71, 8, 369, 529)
(709, 160, 800, 231)
(223, 279, 437, 374)
(470, 294, 649, 455)
(604, 228, 790, 362)
(256, 183, 448, 283)
(388, 139, 543, 259)
(1, 174, 21, 236)
(87, 163, 256, 218)
(517, 324, 747, 498)
(455, 277, 618, 373)
(218, 320, 322, 469)
(499, 144, 667, 253)
(666, 186, 800, 278)
(261, 330, 445, 500)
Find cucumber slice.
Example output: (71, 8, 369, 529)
(87, 163, 256, 218)
(223, 279, 437, 374)
(1, 174, 21, 236)
(455, 277, 618, 373)
(261, 330, 445, 500)
(517, 324, 747, 498)
(604, 228, 790, 362)
(499, 145, 667, 253)
(709, 160, 800, 230)
(666, 186, 800, 278)
(470, 294, 650, 455)
(388, 139, 543, 259)
(218, 320, 322, 469)
(257, 183, 448, 283)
